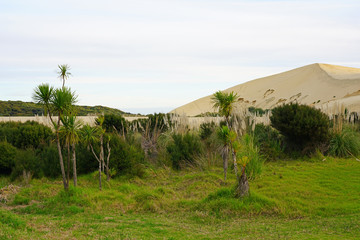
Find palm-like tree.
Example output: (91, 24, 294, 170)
(58, 64, 71, 88)
(33, 84, 54, 117)
(81, 124, 103, 190)
(33, 85, 77, 191)
(60, 114, 82, 186)
(211, 91, 238, 127)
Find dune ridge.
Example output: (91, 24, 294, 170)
(171, 63, 360, 116)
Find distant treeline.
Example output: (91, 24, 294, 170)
(0, 100, 129, 116)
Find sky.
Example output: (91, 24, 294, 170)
(1, 0, 360, 114)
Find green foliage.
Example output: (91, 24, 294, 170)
(211, 91, 238, 122)
(237, 134, 264, 180)
(0, 141, 17, 174)
(270, 103, 330, 153)
(328, 127, 360, 157)
(102, 114, 128, 133)
(37, 144, 60, 178)
(0, 121, 53, 149)
(166, 132, 203, 170)
(110, 134, 146, 177)
(10, 148, 42, 180)
(253, 123, 284, 161)
(199, 122, 216, 140)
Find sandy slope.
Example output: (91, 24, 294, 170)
(171, 63, 360, 116)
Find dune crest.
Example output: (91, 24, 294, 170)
(171, 63, 360, 116)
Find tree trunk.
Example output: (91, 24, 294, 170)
(222, 146, 229, 181)
(98, 161, 102, 191)
(56, 131, 68, 190)
(72, 143, 77, 187)
(100, 134, 104, 172)
(106, 141, 111, 181)
(67, 143, 70, 186)
(235, 169, 249, 198)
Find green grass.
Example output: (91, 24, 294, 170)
(0, 158, 359, 239)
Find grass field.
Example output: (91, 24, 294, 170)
(1, 157, 359, 239)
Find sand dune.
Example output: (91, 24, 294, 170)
(171, 63, 360, 116)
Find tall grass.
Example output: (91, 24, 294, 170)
(328, 126, 360, 158)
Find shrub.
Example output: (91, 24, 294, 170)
(0, 141, 17, 175)
(10, 148, 42, 181)
(102, 114, 128, 134)
(0, 121, 53, 149)
(270, 103, 330, 153)
(237, 134, 264, 180)
(166, 132, 203, 170)
(328, 127, 360, 158)
(253, 123, 284, 160)
(199, 122, 216, 140)
(37, 144, 60, 178)
(110, 134, 146, 177)
(75, 143, 98, 175)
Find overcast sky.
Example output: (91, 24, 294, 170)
(1, 0, 359, 114)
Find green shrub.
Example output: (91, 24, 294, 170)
(328, 127, 360, 157)
(75, 143, 98, 175)
(253, 123, 284, 160)
(0, 121, 53, 149)
(237, 134, 264, 180)
(0, 141, 17, 175)
(199, 122, 216, 140)
(166, 132, 203, 170)
(110, 134, 146, 177)
(270, 103, 330, 153)
(102, 114, 128, 134)
(37, 144, 60, 178)
(10, 148, 42, 180)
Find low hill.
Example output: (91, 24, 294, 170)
(171, 63, 360, 116)
(0, 100, 129, 116)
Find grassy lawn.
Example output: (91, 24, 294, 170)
(1, 158, 360, 239)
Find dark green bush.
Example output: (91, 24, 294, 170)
(0, 121, 53, 149)
(328, 127, 360, 158)
(0, 141, 17, 175)
(109, 134, 146, 177)
(37, 144, 60, 178)
(75, 143, 98, 175)
(253, 123, 284, 160)
(270, 103, 330, 153)
(166, 132, 203, 170)
(11, 148, 42, 180)
(102, 114, 128, 134)
(199, 122, 216, 140)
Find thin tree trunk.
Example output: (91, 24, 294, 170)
(98, 161, 102, 191)
(56, 131, 68, 190)
(106, 141, 111, 181)
(100, 134, 104, 172)
(67, 143, 70, 185)
(90, 144, 102, 191)
(72, 143, 77, 186)
(222, 146, 228, 181)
